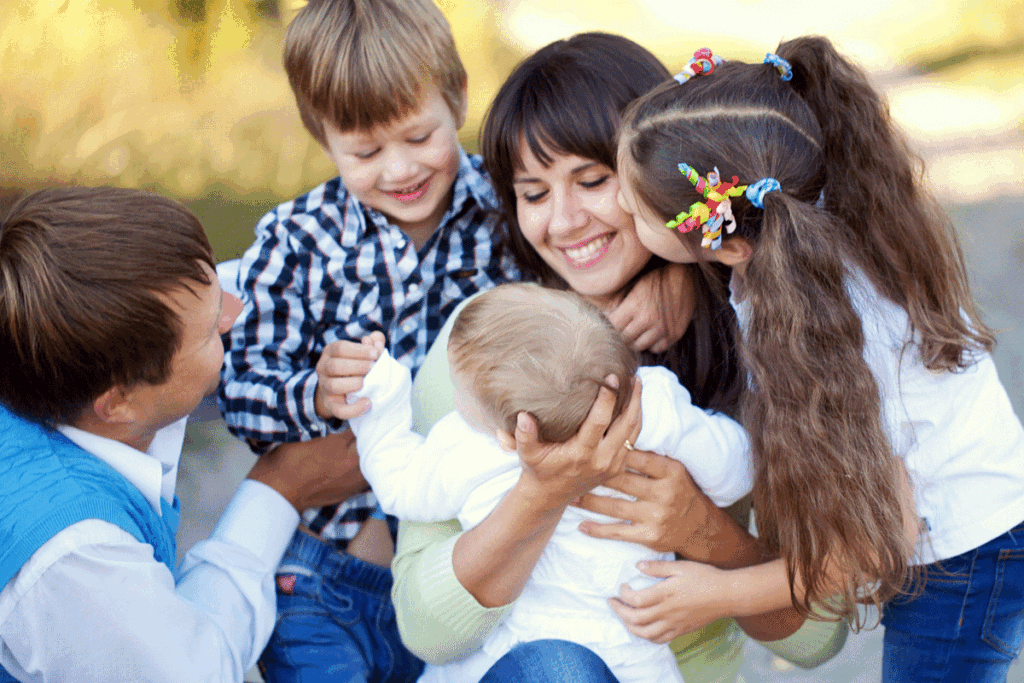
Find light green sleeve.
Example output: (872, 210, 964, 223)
(391, 519, 513, 663)
(756, 604, 849, 668)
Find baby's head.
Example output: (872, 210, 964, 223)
(448, 283, 638, 444)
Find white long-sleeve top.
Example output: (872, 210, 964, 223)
(0, 418, 299, 683)
(349, 351, 751, 683)
(731, 268, 1024, 564)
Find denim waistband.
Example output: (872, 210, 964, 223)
(279, 529, 393, 596)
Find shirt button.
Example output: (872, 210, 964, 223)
(403, 320, 416, 333)
(408, 283, 421, 296)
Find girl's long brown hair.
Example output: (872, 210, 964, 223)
(619, 36, 994, 623)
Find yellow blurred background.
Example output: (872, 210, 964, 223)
(1, 0, 1022, 260)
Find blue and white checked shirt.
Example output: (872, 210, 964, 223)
(219, 151, 517, 544)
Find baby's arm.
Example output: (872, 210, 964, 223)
(345, 345, 493, 522)
(634, 366, 751, 506)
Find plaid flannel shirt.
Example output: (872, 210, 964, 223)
(219, 151, 517, 544)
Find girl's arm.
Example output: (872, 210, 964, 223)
(575, 451, 805, 641)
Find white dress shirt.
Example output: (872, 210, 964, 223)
(0, 418, 299, 682)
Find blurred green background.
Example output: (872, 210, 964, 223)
(2, 0, 1021, 262)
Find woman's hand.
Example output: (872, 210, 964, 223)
(606, 263, 694, 353)
(452, 376, 642, 608)
(515, 375, 642, 508)
(610, 560, 731, 643)
(576, 449, 751, 563)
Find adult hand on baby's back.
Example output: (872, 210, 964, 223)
(515, 375, 641, 509)
(576, 450, 722, 556)
(610, 559, 730, 643)
(314, 332, 385, 420)
(606, 263, 694, 354)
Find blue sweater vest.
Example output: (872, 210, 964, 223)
(0, 404, 179, 680)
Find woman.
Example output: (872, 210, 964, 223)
(393, 33, 846, 682)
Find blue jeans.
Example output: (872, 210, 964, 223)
(882, 520, 1024, 682)
(479, 640, 620, 682)
(258, 531, 424, 683)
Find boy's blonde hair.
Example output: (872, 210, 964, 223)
(284, 0, 468, 146)
(448, 284, 638, 443)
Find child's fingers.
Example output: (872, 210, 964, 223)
(317, 375, 365, 398)
(324, 396, 371, 420)
(361, 331, 386, 349)
(323, 339, 381, 361)
(630, 327, 662, 354)
(318, 356, 375, 380)
(635, 560, 682, 579)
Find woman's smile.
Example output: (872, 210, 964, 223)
(561, 233, 614, 269)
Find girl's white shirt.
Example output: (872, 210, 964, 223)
(730, 268, 1024, 564)
(0, 418, 299, 683)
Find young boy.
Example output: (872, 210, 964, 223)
(342, 284, 752, 683)
(219, 1, 511, 680)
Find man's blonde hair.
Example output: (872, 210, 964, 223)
(449, 284, 638, 443)
(284, 0, 468, 146)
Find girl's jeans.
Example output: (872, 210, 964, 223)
(258, 530, 424, 683)
(882, 519, 1024, 682)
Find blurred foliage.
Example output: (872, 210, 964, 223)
(0, 0, 525, 209)
(1, 0, 1021, 259)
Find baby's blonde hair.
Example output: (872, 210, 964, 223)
(448, 284, 637, 442)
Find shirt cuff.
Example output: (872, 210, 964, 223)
(210, 479, 299, 568)
(286, 368, 332, 438)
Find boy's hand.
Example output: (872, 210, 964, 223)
(314, 332, 386, 420)
(606, 264, 694, 353)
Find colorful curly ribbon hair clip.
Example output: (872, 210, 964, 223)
(673, 47, 724, 84)
(666, 165, 781, 250)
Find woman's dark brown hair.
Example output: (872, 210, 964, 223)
(619, 36, 994, 623)
(480, 32, 743, 414)
(0, 187, 215, 425)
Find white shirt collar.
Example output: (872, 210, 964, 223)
(56, 418, 188, 515)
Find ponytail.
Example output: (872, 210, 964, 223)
(777, 36, 993, 369)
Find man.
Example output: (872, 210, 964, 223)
(0, 187, 365, 681)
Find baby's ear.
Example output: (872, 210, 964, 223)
(495, 429, 517, 453)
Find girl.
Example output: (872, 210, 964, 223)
(615, 35, 1024, 681)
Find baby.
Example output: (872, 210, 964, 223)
(346, 283, 752, 683)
